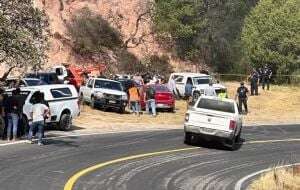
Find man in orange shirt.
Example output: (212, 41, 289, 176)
(128, 83, 141, 116)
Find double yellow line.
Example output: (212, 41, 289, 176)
(64, 147, 199, 190)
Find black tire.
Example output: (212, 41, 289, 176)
(168, 107, 175, 113)
(59, 113, 72, 131)
(236, 128, 242, 143)
(193, 92, 201, 102)
(184, 132, 193, 145)
(0, 116, 4, 139)
(118, 106, 126, 114)
(90, 96, 96, 109)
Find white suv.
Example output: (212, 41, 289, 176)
(169, 73, 226, 100)
(6, 84, 80, 131)
(79, 78, 128, 113)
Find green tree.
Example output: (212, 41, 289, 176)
(0, 0, 49, 80)
(242, 0, 300, 75)
(152, 0, 257, 73)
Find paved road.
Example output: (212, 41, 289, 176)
(0, 125, 299, 190)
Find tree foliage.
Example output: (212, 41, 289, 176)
(152, 0, 257, 73)
(242, 0, 300, 75)
(0, 0, 49, 79)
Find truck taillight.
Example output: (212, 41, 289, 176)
(229, 120, 236, 130)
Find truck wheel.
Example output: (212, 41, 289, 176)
(184, 132, 193, 145)
(91, 96, 96, 109)
(118, 106, 126, 114)
(0, 116, 4, 139)
(59, 113, 72, 131)
(193, 92, 200, 102)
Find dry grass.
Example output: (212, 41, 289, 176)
(73, 82, 300, 131)
(250, 166, 300, 190)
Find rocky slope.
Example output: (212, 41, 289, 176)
(34, 0, 200, 72)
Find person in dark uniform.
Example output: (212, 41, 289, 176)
(236, 82, 249, 114)
(249, 68, 259, 96)
(262, 65, 272, 90)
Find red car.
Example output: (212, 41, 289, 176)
(140, 84, 175, 112)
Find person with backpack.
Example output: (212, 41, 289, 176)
(28, 92, 50, 145)
(145, 85, 156, 117)
(235, 82, 249, 114)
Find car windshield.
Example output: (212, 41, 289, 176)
(197, 98, 235, 113)
(193, 77, 210, 85)
(94, 80, 122, 91)
(25, 79, 46, 86)
(154, 85, 169, 92)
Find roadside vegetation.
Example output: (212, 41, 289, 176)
(250, 166, 300, 190)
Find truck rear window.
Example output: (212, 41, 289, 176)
(197, 98, 235, 113)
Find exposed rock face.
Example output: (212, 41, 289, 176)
(34, 0, 202, 72)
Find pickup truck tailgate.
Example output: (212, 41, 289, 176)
(188, 110, 233, 132)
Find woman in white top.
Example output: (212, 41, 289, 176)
(28, 92, 50, 145)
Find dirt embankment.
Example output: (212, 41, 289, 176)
(33, 0, 196, 72)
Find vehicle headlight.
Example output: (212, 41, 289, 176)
(95, 92, 104, 98)
(121, 94, 128, 100)
(185, 113, 190, 122)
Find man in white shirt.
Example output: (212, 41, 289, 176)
(204, 82, 217, 97)
(28, 92, 50, 145)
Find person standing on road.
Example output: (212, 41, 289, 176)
(204, 81, 217, 97)
(250, 69, 259, 96)
(128, 83, 141, 116)
(28, 92, 50, 146)
(262, 65, 272, 90)
(236, 82, 249, 114)
(145, 85, 156, 117)
(5, 88, 22, 141)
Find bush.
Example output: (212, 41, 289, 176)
(67, 7, 123, 55)
(142, 54, 174, 77)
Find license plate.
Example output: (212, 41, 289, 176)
(109, 100, 116, 104)
(157, 104, 167, 107)
(201, 128, 214, 133)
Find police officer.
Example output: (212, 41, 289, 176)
(262, 65, 272, 90)
(236, 82, 249, 114)
(250, 68, 259, 96)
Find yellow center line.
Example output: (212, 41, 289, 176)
(64, 147, 199, 190)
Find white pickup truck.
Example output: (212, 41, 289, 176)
(79, 78, 128, 113)
(184, 96, 242, 150)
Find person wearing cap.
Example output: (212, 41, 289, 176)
(204, 81, 217, 97)
(235, 82, 249, 114)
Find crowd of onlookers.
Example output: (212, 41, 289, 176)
(0, 87, 49, 145)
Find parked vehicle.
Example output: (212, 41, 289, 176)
(168, 73, 227, 100)
(25, 72, 61, 85)
(184, 96, 242, 150)
(5, 84, 80, 131)
(53, 64, 106, 90)
(140, 84, 175, 112)
(117, 79, 135, 95)
(5, 78, 47, 88)
(80, 78, 128, 113)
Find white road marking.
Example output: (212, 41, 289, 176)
(234, 163, 300, 190)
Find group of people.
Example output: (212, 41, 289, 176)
(127, 73, 167, 117)
(0, 88, 50, 145)
(236, 65, 273, 114)
(249, 65, 273, 96)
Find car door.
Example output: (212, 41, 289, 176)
(174, 75, 185, 97)
(85, 79, 94, 102)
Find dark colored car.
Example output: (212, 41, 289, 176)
(117, 79, 135, 94)
(25, 72, 62, 84)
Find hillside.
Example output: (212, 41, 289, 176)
(34, 0, 198, 73)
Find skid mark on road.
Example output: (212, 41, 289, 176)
(64, 147, 199, 190)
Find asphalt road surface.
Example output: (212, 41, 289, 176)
(0, 124, 299, 190)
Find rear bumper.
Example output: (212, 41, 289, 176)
(184, 124, 234, 139)
(94, 97, 128, 109)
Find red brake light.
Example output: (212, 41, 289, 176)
(229, 120, 236, 130)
